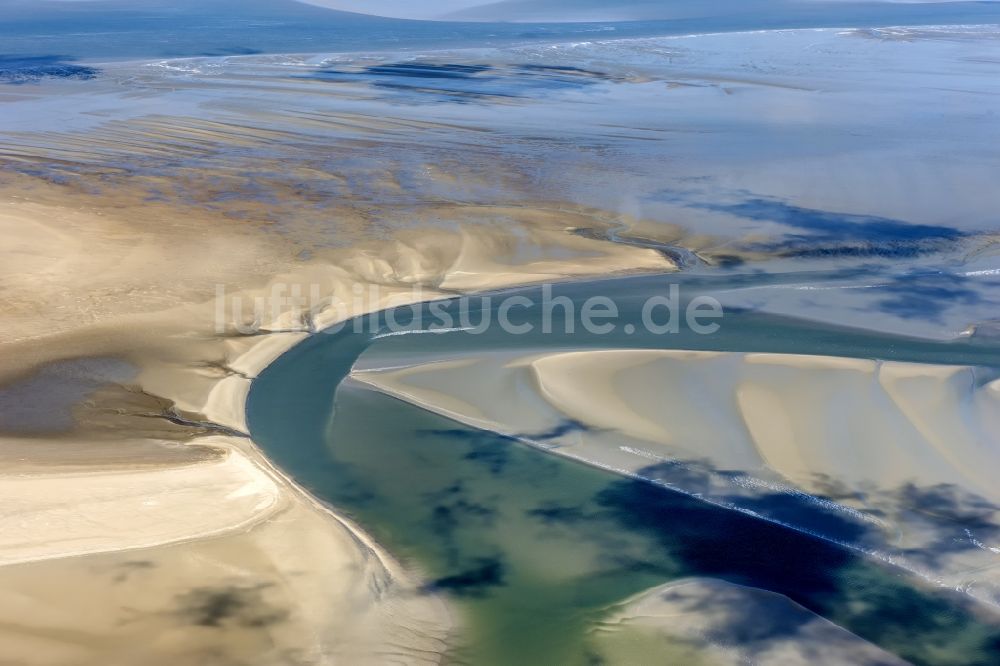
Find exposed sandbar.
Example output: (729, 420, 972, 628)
(352, 348, 1000, 606)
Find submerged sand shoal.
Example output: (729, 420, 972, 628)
(588, 578, 908, 665)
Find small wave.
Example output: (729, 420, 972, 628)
(965, 528, 1000, 555)
(844, 24, 1000, 42)
(371, 326, 475, 340)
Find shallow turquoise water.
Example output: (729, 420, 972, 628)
(3, 0, 1000, 60)
(247, 274, 1000, 665)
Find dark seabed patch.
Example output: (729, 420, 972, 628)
(0, 55, 98, 84)
(663, 193, 970, 259)
(872, 272, 982, 322)
(307, 61, 617, 103)
(0, 357, 134, 434)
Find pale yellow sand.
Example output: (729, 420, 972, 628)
(0, 177, 673, 662)
(0, 497, 451, 666)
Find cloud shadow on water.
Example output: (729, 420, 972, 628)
(423, 557, 506, 598)
(584, 461, 1000, 665)
(665, 192, 970, 260)
(871, 271, 982, 322)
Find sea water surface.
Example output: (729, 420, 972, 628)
(3, 0, 1000, 60)
(247, 274, 1000, 665)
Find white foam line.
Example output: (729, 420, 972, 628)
(620, 446, 886, 528)
(606, 446, 967, 601)
(370, 326, 474, 340)
(716, 282, 888, 294)
(966, 529, 1000, 555)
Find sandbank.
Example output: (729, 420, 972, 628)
(0, 180, 673, 662)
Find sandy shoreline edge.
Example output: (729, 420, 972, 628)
(0, 195, 673, 664)
(351, 347, 1000, 609)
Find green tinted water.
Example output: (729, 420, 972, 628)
(248, 275, 1000, 664)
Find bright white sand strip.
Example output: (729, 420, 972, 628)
(0, 440, 281, 567)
